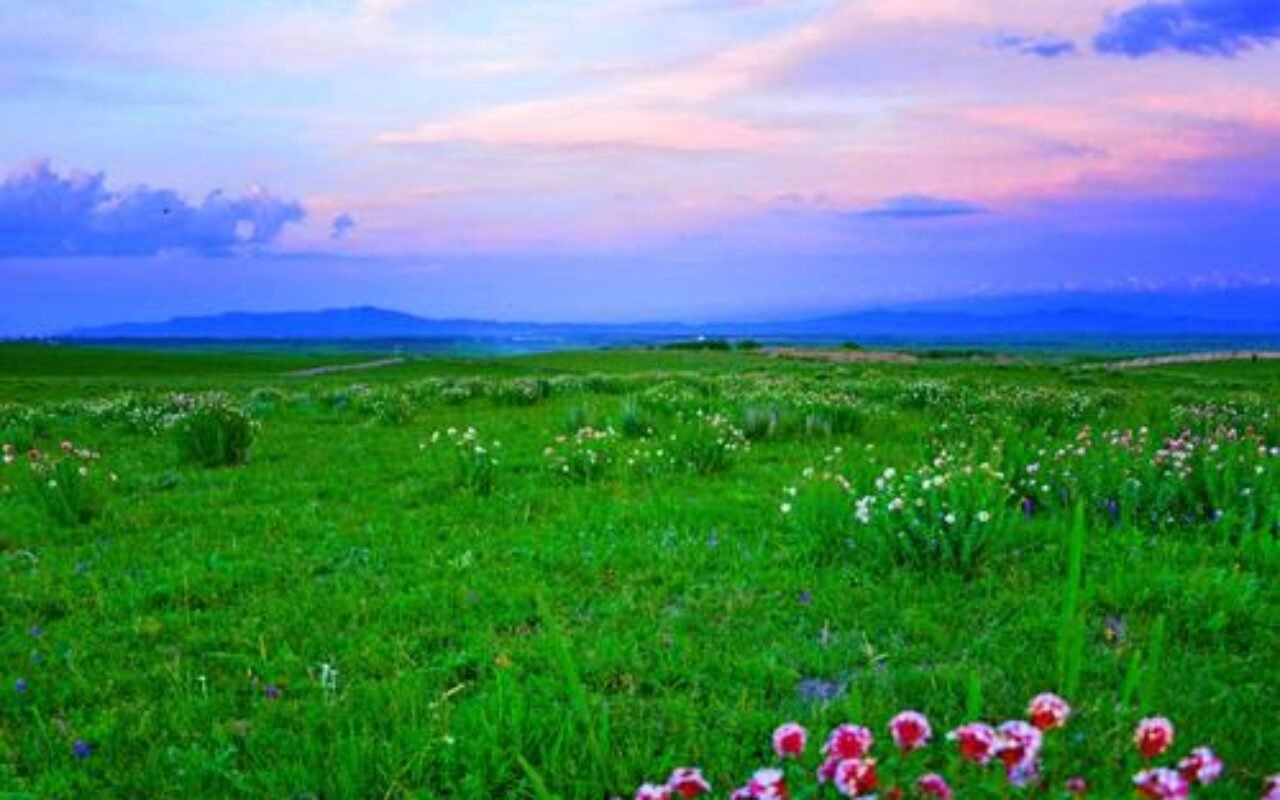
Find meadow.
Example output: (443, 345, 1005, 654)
(1, 344, 1277, 799)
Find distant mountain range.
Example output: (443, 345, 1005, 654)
(61, 287, 1280, 350)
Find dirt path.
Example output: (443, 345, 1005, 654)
(763, 347, 920, 364)
(285, 357, 406, 377)
(1098, 351, 1280, 370)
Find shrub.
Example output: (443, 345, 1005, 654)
(424, 426, 501, 496)
(618, 398, 658, 438)
(740, 404, 782, 441)
(543, 427, 616, 483)
(174, 397, 258, 467)
(671, 412, 749, 475)
(20, 441, 113, 525)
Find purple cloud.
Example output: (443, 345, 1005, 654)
(1095, 0, 1280, 56)
(329, 212, 356, 240)
(859, 195, 986, 220)
(994, 34, 1079, 58)
(0, 160, 304, 257)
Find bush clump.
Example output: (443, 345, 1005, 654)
(174, 396, 258, 467)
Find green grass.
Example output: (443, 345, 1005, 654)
(0, 344, 1276, 798)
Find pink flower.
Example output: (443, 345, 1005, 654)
(1135, 717, 1175, 759)
(635, 783, 672, 800)
(948, 722, 999, 765)
(772, 723, 808, 759)
(749, 768, 789, 800)
(917, 773, 952, 800)
(996, 721, 1042, 764)
(824, 724, 874, 760)
(1065, 776, 1088, 795)
(1027, 692, 1071, 731)
(817, 756, 842, 784)
(667, 767, 711, 798)
(889, 711, 932, 752)
(1134, 768, 1190, 799)
(1177, 747, 1223, 786)
(833, 758, 878, 797)
(996, 720, 1043, 785)
(1263, 774, 1280, 800)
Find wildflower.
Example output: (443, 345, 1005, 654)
(1178, 747, 1223, 786)
(824, 724, 874, 760)
(1263, 775, 1280, 800)
(1134, 767, 1189, 799)
(73, 740, 92, 760)
(667, 767, 711, 798)
(1135, 717, 1175, 759)
(264, 683, 281, 701)
(889, 711, 932, 752)
(1028, 692, 1071, 731)
(29, 625, 42, 639)
(949, 722, 998, 765)
(60, 440, 74, 453)
(780, 503, 792, 515)
(1065, 776, 1088, 795)
(833, 757, 878, 797)
(748, 767, 788, 799)
(917, 773, 952, 800)
(14, 678, 27, 694)
(772, 722, 808, 758)
(996, 720, 1043, 781)
(635, 782, 672, 800)
(977, 510, 991, 523)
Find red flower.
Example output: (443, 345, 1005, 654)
(996, 720, 1043, 787)
(833, 758, 878, 797)
(667, 767, 711, 798)
(948, 723, 998, 765)
(1027, 692, 1071, 731)
(1134, 768, 1189, 799)
(917, 773, 953, 800)
(772, 723, 808, 759)
(824, 724, 874, 760)
(888, 711, 932, 752)
(1177, 747, 1223, 786)
(1135, 717, 1175, 759)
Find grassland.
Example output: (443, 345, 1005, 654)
(1, 344, 1277, 799)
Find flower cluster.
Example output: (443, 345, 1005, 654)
(423, 426, 502, 495)
(632, 693, 1272, 800)
(11, 440, 115, 525)
(543, 426, 618, 482)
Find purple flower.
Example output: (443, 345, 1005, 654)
(1105, 497, 1120, 521)
(14, 678, 28, 694)
(799, 590, 813, 605)
(1021, 497, 1035, 518)
(73, 740, 91, 760)
(29, 625, 43, 639)
(265, 683, 281, 701)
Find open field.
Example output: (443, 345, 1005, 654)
(1, 344, 1277, 798)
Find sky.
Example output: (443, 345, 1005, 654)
(2, 0, 1280, 333)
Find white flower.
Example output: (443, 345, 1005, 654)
(977, 510, 991, 523)
(780, 503, 793, 515)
